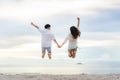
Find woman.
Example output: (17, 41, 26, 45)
(60, 17, 81, 58)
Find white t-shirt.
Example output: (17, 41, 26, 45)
(64, 33, 78, 49)
(38, 28, 55, 47)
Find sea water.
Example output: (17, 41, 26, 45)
(0, 57, 120, 74)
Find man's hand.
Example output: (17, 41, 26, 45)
(31, 22, 34, 25)
(77, 17, 80, 21)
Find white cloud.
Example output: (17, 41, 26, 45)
(0, 0, 120, 66)
(1, 32, 120, 49)
(79, 39, 120, 48)
(0, 32, 120, 59)
(77, 32, 120, 47)
(0, 0, 120, 21)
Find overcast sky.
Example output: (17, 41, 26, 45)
(0, 0, 120, 63)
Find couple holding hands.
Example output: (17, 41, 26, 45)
(31, 17, 81, 59)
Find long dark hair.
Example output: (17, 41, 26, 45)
(70, 26, 80, 39)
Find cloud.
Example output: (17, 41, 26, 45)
(0, 0, 120, 66)
(80, 32, 120, 40)
(0, 32, 120, 62)
(0, 35, 40, 48)
(0, 32, 120, 49)
(0, 0, 120, 21)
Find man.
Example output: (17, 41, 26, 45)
(31, 22, 60, 59)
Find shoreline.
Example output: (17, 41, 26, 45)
(0, 73, 120, 80)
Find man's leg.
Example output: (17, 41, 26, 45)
(42, 47, 46, 59)
(48, 53, 52, 59)
(47, 47, 52, 59)
(42, 52, 46, 59)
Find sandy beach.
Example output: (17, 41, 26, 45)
(0, 73, 119, 80)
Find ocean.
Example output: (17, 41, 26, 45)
(0, 58, 120, 74)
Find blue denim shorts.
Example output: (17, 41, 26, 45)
(42, 47, 51, 53)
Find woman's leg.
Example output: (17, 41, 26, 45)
(72, 48, 77, 58)
(68, 49, 72, 57)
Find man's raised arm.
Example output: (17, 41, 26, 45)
(31, 22, 39, 29)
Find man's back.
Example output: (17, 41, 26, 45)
(39, 28, 55, 47)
